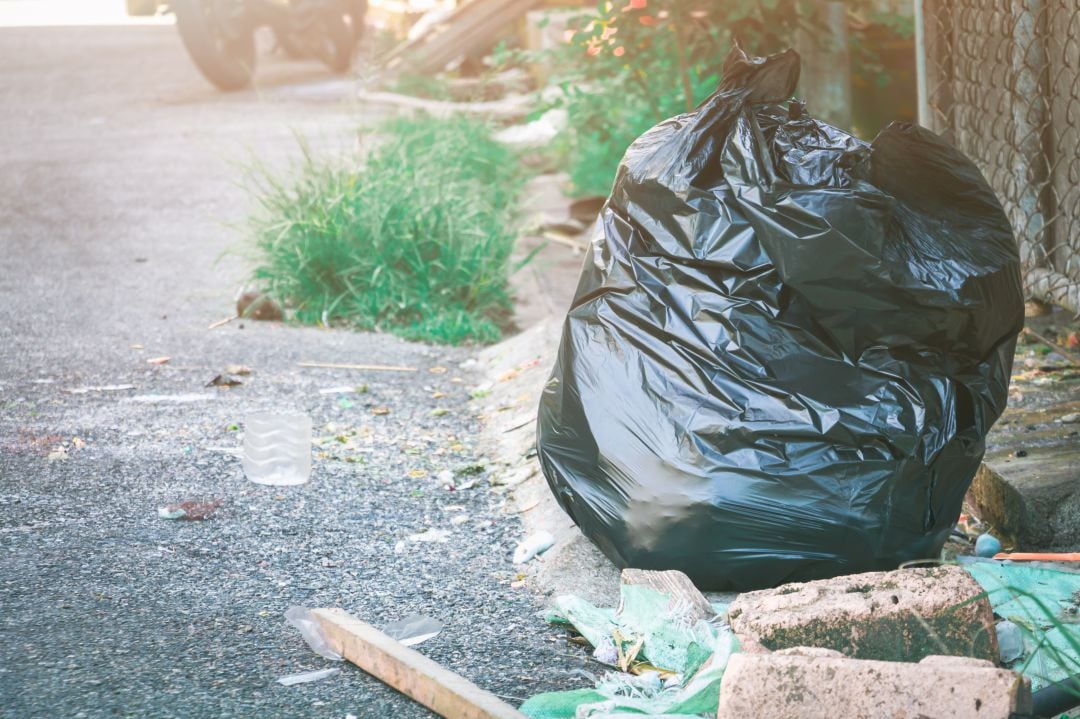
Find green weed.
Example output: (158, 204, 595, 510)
(248, 116, 524, 345)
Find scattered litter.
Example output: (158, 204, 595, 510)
(284, 606, 343, 661)
(470, 384, 493, 399)
(243, 412, 312, 486)
(225, 364, 252, 375)
(408, 469, 428, 479)
(371, 406, 391, 416)
(308, 608, 524, 718)
(429, 366, 448, 374)
(319, 386, 358, 395)
(513, 531, 555, 564)
(493, 108, 567, 149)
(237, 290, 283, 321)
(408, 528, 451, 543)
(975, 533, 1002, 558)
(146, 356, 170, 365)
(206, 374, 243, 388)
(207, 315, 235, 330)
(128, 393, 216, 403)
(436, 470, 454, 485)
(157, 499, 223, 521)
(66, 384, 136, 394)
(71, 437, 86, 449)
(382, 614, 443, 647)
(46, 446, 68, 462)
(277, 667, 340, 686)
(430, 408, 449, 417)
(997, 620, 1023, 663)
(524, 581, 738, 717)
(1060, 413, 1080, 424)
(299, 361, 417, 373)
(963, 558, 1080, 691)
(337, 397, 354, 409)
(449, 514, 469, 526)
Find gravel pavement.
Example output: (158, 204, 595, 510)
(0, 18, 588, 719)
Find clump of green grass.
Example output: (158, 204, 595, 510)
(249, 116, 524, 345)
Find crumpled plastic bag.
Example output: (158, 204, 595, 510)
(522, 585, 738, 718)
(537, 45, 1024, 592)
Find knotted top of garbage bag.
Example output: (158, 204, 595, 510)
(719, 44, 800, 104)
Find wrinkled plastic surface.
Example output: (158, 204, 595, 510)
(537, 46, 1024, 592)
(284, 606, 342, 661)
(523, 585, 737, 717)
(381, 614, 443, 647)
(963, 558, 1080, 691)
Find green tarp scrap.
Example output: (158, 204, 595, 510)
(962, 558, 1080, 692)
(522, 585, 739, 718)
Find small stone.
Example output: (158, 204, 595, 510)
(1060, 413, 1079, 424)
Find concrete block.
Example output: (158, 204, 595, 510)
(727, 565, 997, 662)
(717, 651, 1032, 719)
(968, 442, 1080, 549)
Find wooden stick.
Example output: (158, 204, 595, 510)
(311, 609, 527, 719)
(298, 361, 419, 373)
(992, 552, 1080, 562)
(208, 315, 236, 330)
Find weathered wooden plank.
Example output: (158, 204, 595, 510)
(619, 569, 714, 623)
(310, 608, 528, 719)
(385, 0, 543, 76)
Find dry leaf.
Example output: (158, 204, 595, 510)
(147, 356, 170, 365)
(429, 366, 448, 374)
(371, 406, 391, 416)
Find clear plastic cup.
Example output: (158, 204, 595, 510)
(242, 412, 312, 486)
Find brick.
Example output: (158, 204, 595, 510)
(727, 565, 997, 662)
(716, 650, 1032, 719)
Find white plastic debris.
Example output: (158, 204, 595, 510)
(284, 607, 342, 661)
(382, 614, 444, 647)
(277, 667, 340, 686)
(494, 108, 568, 149)
(997, 620, 1023, 664)
(408, 528, 451, 543)
(513, 531, 555, 564)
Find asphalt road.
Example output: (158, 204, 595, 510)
(0, 19, 587, 719)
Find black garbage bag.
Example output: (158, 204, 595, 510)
(537, 46, 1025, 592)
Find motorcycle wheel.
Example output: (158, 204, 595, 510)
(311, 5, 354, 74)
(172, 0, 256, 91)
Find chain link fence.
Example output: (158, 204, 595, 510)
(918, 0, 1080, 314)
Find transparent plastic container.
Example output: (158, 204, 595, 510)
(242, 412, 312, 486)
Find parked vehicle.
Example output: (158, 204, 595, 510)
(172, 0, 363, 91)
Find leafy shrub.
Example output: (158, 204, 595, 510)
(249, 116, 524, 345)
(539, 0, 911, 197)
